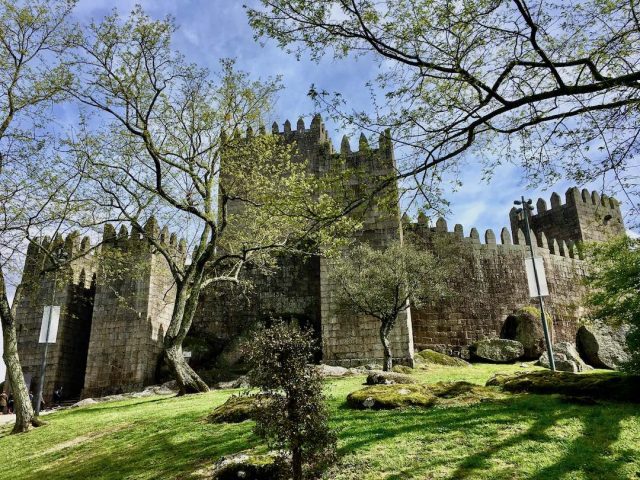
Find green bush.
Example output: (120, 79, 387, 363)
(244, 321, 336, 480)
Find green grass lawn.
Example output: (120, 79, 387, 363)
(2, 363, 639, 479)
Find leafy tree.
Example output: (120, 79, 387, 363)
(248, 0, 640, 222)
(0, 0, 76, 434)
(69, 7, 355, 394)
(244, 321, 337, 480)
(329, 237, 458, 371)
(585, 235, 640, 373)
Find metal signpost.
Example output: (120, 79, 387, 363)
(514, 197, 556, 371)
(35, 248, 67, 415)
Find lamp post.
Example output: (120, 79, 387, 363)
(514, 197, 556, 371)
(35, 247, 68, 415)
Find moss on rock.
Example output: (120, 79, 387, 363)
(207, 394, 270, 424)
(415, 349, 470, 367)
(347, 384, 437, 409)
(366, 371, 417, 385)
(347, 381, 504, 410)
(487, 370, 640, 402)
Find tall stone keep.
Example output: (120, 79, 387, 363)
(14, 233, 96, 401)
(81, 220, 178, 398)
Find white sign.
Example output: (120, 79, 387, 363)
(525, 257, 549, 297)
(183, 351, 192, 359)
(38, 306, 60, 343)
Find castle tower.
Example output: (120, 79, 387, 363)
(194, 117, 413, 367)
(14, 234, 97, 402)
(81, 221, 179, 398)
(509, 187, 625, 246)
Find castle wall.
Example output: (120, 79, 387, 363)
(410, 221, 588, 356)
(318, 131, 415, 367)
(15, 235, 97, 402)
(191, 253, 322, 358)
(82, 223, 176, 398)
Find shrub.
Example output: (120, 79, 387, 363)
(244, 321, 337, 480)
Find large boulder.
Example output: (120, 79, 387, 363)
(538, 342, 593, 373)
(576, 321, 630, 370)
(207, 394, 271, 424)
(347, 384, 436, 409)
(366, 370, 417, 385)
(500, 308, 547, 359)
(470, 338, 524, 363)
(346, 381, 504, 410)
(415, 349, 470, 367)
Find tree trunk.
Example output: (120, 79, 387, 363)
(0, 277, 42, 433)
(164, 343, 209, 395)
(163, 279, 209, 394)
(379, 322, 393, 372)
(292, 444, 303, 480)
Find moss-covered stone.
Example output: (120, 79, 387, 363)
(415, 349, 470, 367)
(347, 384, 437, 409)
(366, 371, 417, 385)
(487, 371, 640, 402)
(347, 381, 504, 410)
(207, 394, 269, 424)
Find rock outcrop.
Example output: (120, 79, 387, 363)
(576, 321, 630, 370)
(471, 338, 524, 363)
(365, 370, 417, 385)
(538, 342, 593, 373)
(500, 308, 548, 359)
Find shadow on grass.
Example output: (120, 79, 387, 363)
(334, 394, 638, 480)
(21, 409, 260, 480)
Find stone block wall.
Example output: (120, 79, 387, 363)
(319, 258, 414, 367)
(410, 220, 589, 356)
(510, 187, 625, 245)
(82, 222, 177, 398)
(14, 234, 97, 402)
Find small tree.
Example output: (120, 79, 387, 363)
(329, 238, 457, 371)
(244, 321, 337, 480)
(585, 235, 640, 373)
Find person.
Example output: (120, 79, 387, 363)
(0, 392, 7, 415)
(53, 387, 61, 406)
(7, 394, 13, 414)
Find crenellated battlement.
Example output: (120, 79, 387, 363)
(406, 216, 582, 260)
(510, 187, 625, 245)
(226, 115, 394, 175)
(101, 217, 187, 262)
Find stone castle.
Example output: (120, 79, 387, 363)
(12, 115, 625, 401)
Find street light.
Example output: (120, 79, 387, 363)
(514, 197, 556, 371)
(35, 246, 69, 415)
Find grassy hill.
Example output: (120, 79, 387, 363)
(1, 364, 639, 479)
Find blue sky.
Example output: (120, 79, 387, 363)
(0, 0, 635, 382)
(64, 0, 634, 237)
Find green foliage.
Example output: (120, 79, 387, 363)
(585, 235, 640, 373)
(244, 321, 337, 479)
(247, 1, 640, 220)
(329, 237, 460, 370)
